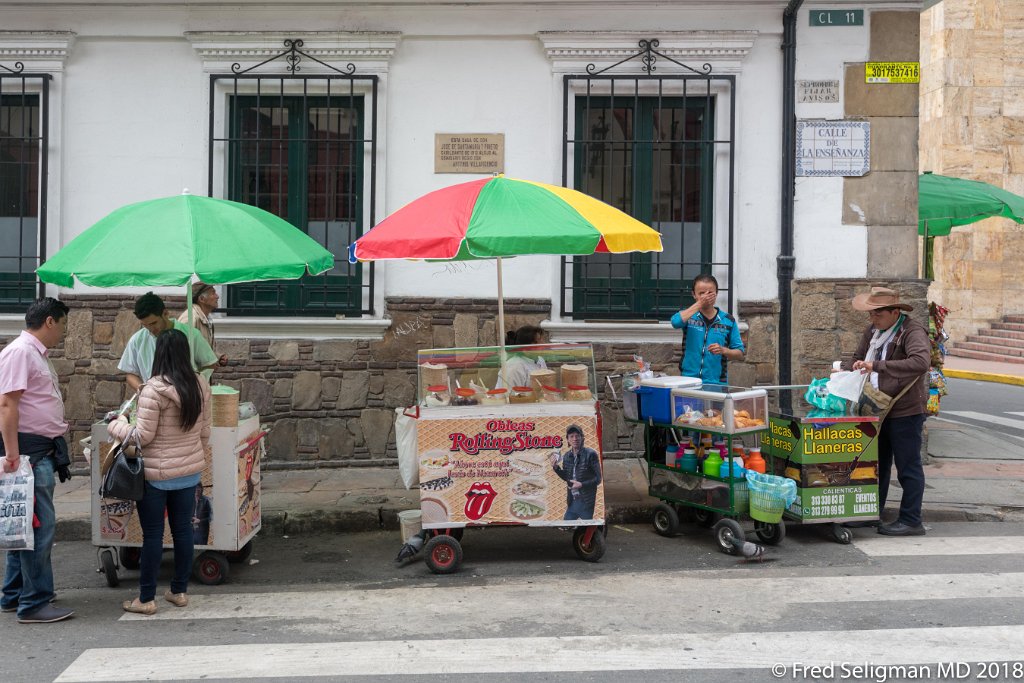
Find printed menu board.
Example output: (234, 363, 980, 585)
(417, 410, 604, 527)
(761, 415, 879, 523)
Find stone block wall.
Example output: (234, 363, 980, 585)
(790, 278, 929, 384)
(4, 294, 778, 468)
(843, 10, 921, 279)
(920, 0, 1024, 341)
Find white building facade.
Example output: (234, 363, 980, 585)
(0, 0, 923, 463)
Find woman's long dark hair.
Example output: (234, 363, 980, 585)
(151, 329, 203, 431)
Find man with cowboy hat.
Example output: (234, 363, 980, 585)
(177, 281, 229, 372)
(841, 286, 930, 536)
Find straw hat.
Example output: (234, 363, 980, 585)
(851, 286, 913, 312)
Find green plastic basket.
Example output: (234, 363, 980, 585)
(749, 488, 786, 523)
(746, 471, 797, 524)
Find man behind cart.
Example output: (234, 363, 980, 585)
(119, 292, 218, 392)
(840, 286, 930, 537)
(549, 424, 602, 520)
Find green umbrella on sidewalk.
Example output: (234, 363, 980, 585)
(919, 172, 1024, 278)
(37, 191, 335, 365)
(38, 192, 334, 288)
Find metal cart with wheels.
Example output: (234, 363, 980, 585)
(90, 415, 265, 587)
(629, 384, 777, 555)
(759, 386, 881, 544)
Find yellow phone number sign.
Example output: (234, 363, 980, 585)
(865, 62, 920, 84)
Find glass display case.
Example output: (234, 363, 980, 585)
(670, 386, 768, 434)
(416, 343, 596, 407)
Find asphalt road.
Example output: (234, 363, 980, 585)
(6, 521, 1024, 682)
(937, 378, 1024, 441)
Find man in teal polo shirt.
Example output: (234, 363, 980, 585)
(119, 292, 218, 392)
(670, 274, 744, 384)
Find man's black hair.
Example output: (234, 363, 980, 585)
(133, 291, 166, 320)
(566, 424, 584, 439)
(25, 297, 69, 330)
(691, 273, 719, 291)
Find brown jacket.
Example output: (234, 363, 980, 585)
(108, 375, 211, 481)
(842, 315, 930, 419)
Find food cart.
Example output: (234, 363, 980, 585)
(91, 393, 265, 587)
(759, 387, 880, 544)
(408, 342, 607, 573)
(624, 381, 776, 554)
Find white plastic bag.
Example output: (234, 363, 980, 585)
(395, 407, 419, 490)
(826, 369, 868, 403)
(0, 458, 35, 551)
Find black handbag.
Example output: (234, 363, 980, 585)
(99, 432, 145, 501)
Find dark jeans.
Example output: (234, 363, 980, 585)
(878, 413, 927, 527)
(2, 456, 56, 617)
(136, 482, 196, 603)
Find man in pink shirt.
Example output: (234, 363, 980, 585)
(0, 297, 74, 623)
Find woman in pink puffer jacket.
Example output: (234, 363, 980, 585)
(108, 329, 211, 615)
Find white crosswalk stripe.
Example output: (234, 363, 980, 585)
(116, 570, 1024, 622)
(53, 625, 1024, 681)
(942, 410, 1024, 431)
(855, 535, 1024, 557)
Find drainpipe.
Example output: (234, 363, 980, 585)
(778, 0, 804, 385)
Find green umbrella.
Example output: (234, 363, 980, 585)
(37, 192, 335, 370)
(919, 173, 1024, 278)
(38, 193, 334, 288)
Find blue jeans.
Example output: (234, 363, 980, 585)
(878, 413, 927, 527)
(2, 456, 56, 617)
(136, 482, 196, 603)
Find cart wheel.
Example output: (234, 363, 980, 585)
(424, 535, 463, 574)
(100, 550, 119, 588)
(119, 546, 141, 570)
(692, 508, 718, 528)
(193, 551, 230, 585)
(225, 541, 253, 564)
(430, 527, 465, 542)
(652, 504, 680, 537)
(572, 526, 607, 562)
(755, 520, 786, 545)
(714, 518, 744, 555)
(831, 523, 853, 545)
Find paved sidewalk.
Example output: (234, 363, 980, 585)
(51, 356, 1024, 540)
(944, 355, 1024, 386)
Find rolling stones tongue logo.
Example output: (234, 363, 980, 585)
(464, 482, 497, 520)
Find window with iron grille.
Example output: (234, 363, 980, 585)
(0, 71, 48, 311)
(561, 41, 735, 321)
(209, 42, 377, 316)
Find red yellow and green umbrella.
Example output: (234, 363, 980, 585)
(348, 175, 663, 384)
(347, 175, 663, 262)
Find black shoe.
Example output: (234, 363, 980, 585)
(1, 604, 15, 613)
(877, 521, 926, 536)
(842, 520, 880, 528)
(17, 604, 74, 624)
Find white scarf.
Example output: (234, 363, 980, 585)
(864, 314, 905, 388)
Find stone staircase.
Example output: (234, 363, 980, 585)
(948, 315, 1024, 364)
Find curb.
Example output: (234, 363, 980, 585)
(54, 501, 1020, 543)
(944, 368, 1024, 386)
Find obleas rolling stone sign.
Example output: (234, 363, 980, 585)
(416, 413, 605, 527)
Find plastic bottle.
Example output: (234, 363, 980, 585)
(703, 449, 724, 477)
(679, 448, 698, 473)
(745, 447, 766, 474)
(665, 444, 680, 467)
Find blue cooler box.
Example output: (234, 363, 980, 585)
(636, 377, 702, 423)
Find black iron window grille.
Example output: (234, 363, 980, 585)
(561, 39, 736, 320)
(208, 40, 377, 316)
(0, 63, 49, 311)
